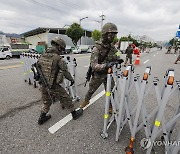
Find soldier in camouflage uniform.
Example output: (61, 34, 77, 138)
(124, 44, 134, 67)
(166, 46, 172, 54)
(37, 37, 83, 125)
(80, 23, 124, 111)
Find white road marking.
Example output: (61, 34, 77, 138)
(84, 65, 89, 68)
(154, 55, 156, 57)
(0, 60, 20, 65)
(48, 90, 105, 134)
(0, 64, 22, 70)
(143, 59, 149, 64)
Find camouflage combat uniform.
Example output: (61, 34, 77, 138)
(124, 45, 133, 66)
(84, 42, 120, 100)
(174, 54, 180, 64)
(38, 47, 74, 113)
(80, 22, 124, 109)
(166, 46, 172, 54)
(37, 37, 83, 125)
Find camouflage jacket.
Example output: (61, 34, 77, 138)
(125, 46, 133, 55)
(90, 42, 120, 74)
(38, 47, 74, 86)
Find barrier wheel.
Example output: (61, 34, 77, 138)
(100, 132, 108, 139)
(76, 96, 80, 101)
(161, 135, 165, 141)
(125, 147, 134, 154)
(28, 79, 31, 85)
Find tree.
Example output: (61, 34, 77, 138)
(113, 36, 119, 45)
(92, 29, 101, 41)
(169, 38, 178, 46)
(119, 35, 140, 47)
(65, 23, 84, 46)
(0, 31, 4, 34)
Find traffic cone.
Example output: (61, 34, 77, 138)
(134, 54, 140, 65)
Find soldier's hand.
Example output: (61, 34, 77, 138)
(105, 62, 115, 69)
(70, 80, 74, 86)
(117, 59, 124, 64)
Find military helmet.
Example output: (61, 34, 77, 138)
(51, 37, 66, 49)
(101, 23, 118, 35)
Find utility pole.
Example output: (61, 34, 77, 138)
(99, 12, 105, 31)
(79, 17, 88, 45)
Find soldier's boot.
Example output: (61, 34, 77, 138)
(38, 112, 51, 125)
(71, 109, 83, 120)
(80, 99, 90, 108)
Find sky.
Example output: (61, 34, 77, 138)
(0, 0, 180, 41)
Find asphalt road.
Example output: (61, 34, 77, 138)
(0, 49, 179, 154)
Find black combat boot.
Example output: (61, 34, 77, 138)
(71, 109, 83, 120)
(38, 112, 51, 125)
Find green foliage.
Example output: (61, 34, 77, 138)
(119, 36, 129, 41)
(65, 23, 84, 46)
(169, 38, 175, 46)
(113, 36, 119, 44)
(0, 31, 4, 34)
(119, 35, 140, 47)
(92, 29, 101, 41)
(169, 38, 179, 46)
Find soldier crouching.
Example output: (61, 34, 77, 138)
(37, 37, 83, 125)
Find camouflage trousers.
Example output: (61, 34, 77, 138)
(175, 55, 180, 63)
(85, 74, 114, 100)
(40, 84, 74, 113)
(124, 54, 132, 65)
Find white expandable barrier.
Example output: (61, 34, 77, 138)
(100, 65, 180, 154)
(20, 53, 80, 102)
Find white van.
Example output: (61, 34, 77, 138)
(0, 46, 12, 59)
(72, 45, 90, 54)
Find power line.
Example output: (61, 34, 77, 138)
(57, 0, 83, 11)
(26, 0, 100, 23)
(0, 19, 35, 29)
(26, 0, 80, 18)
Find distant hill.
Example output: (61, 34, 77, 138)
(0, 31, 21, 38)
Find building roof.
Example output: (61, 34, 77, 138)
(21, 27, 92, 37)
(21, 27, 66, 37)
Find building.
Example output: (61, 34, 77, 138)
(21, 27, 94, 52)
(0, 32, 24, 46)
(133, 35, 154, 43)
(0, 34, 9, 46)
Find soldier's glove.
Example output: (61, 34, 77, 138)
(70, 80, 75, 86)
(117, 59, 124, 64)
(105, 62, 115, 69)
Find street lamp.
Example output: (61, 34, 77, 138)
(79, 16, 88, 26)
(79, 16, 88, 45)
(62, 24, 70, 28)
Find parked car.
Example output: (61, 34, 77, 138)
(87, 45, 94, 53)
(28, 49, 38, 53)
(72, 46, 81, 54)
(64, 45, 72, 54)
(79, 45, 89, 53)
(72, 45, 90, 54)
(0, 46, 12, 59)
